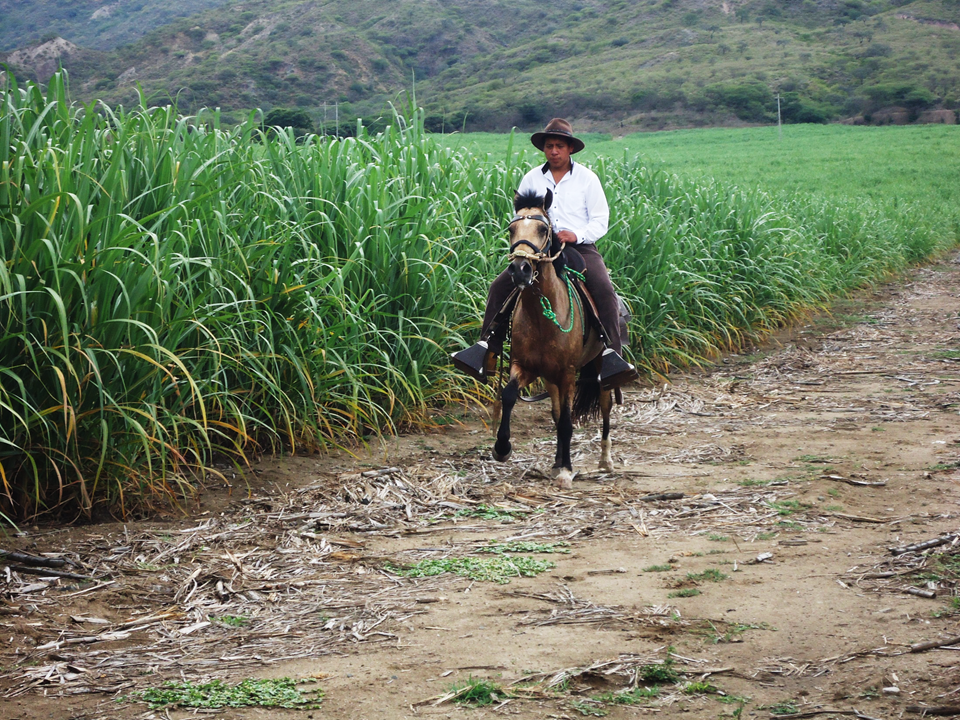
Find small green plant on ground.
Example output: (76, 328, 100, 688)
(914, 552, 960, 584)
(683, 681, 718, 694)
(766, 700, 800, 715)
(386, 556, 555, 584)
(594, 686, 662, 704)
(794, 454, 832, 463)
(722, 698, 749, 719)
(687, 568, 728, 583)
(129, 678, 322, 710)
(827, 487, 841, 497)
(737, 478, 772, 487)
(212, 615, 249, 627)
(478, 541, 570, 554)
(455, 506, 532, 521)
(768, 499, 809, 516)
(643, 564, 673, 572)
(756, 531, 778, 540)
(640, 658, 680, 684)
(669, 588, 701, 598)
(448, 677, 508, 706)
(570, 699, 609, 716)
(926, 461, 960, 471)
(708, 534, 729, 542)
(932, 603, 956, 618)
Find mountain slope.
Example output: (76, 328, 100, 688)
(0, 0, 235, 52)
(2, 0, 958, 131)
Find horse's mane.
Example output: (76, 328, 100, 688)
(514, 189, 551, 212)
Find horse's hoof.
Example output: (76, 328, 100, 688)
(493, 445, 512, 462)
(553, 469, 574, 490)
(599, 439, 614, 472)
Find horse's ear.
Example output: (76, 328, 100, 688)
(543, 188, 553, 211)
(513, 192, 521, 212)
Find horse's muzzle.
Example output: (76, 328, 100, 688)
(509, 259, 535, 288)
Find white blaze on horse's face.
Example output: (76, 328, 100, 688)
(507, 210, 552, 289)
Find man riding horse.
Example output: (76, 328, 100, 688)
(452, 118, 639, 389)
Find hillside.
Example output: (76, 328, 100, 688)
(0, 0, 234, 52)
(2, 0, 959, 131)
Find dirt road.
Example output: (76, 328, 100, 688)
(3, 255, 960, 719)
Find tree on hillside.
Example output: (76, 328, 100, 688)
(263, 107, 314, 138)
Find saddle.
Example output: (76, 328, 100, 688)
(557, 246, 630, 350)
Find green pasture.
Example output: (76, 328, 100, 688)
(442, 124, 960, 210)
(0, 72, 956, 522)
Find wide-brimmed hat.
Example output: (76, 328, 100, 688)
(531, 118, 585, 154)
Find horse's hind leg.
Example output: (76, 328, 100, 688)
(493, 377, 520, 462)
(599, 388, 614, 472)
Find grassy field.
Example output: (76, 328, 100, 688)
(443, 124, 960, 210)
(1, 74, 956, 522)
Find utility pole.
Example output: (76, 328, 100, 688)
(777, 93, 782, 140)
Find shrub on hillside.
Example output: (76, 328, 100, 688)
(779, 92, 833, 123)
(263, 107, 314, 137)
(863, 82, 937, 109)
(703, 81, 775, 122)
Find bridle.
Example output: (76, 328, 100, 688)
(506, 214, 563, 264)
(503, 210, 584, 337)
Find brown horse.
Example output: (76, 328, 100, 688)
(493, 189, 614, 488)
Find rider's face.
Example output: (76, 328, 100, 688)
(543, 137, 574, 172)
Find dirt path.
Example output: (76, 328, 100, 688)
(3, 255, 960, 720)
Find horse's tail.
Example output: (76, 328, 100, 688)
(573, 369, 602, 423)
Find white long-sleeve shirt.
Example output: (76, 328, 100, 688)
(516, 160, 609, 245)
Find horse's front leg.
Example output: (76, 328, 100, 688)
(548, 378, 576, 489)
(598, 388, 614, 472)
(493, 376, 520, 462)
(495, 367, 536, 462)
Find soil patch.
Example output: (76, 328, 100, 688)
(3, 256, 960, 719)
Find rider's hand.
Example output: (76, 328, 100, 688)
(556, 230, 578, 245)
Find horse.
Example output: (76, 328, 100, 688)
(492, 189, 614, 489)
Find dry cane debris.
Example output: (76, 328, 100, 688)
(4, 264, 960, 716)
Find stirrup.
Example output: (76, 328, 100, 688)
(451, 341, 497, 384)
(599, 348, 639, 390)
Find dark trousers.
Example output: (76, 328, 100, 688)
(481, 243, 622, 354)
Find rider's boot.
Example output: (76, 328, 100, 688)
(451, 334, 502, 384)
(599, 347, 639, 390)
(451, 288, 519, 383)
